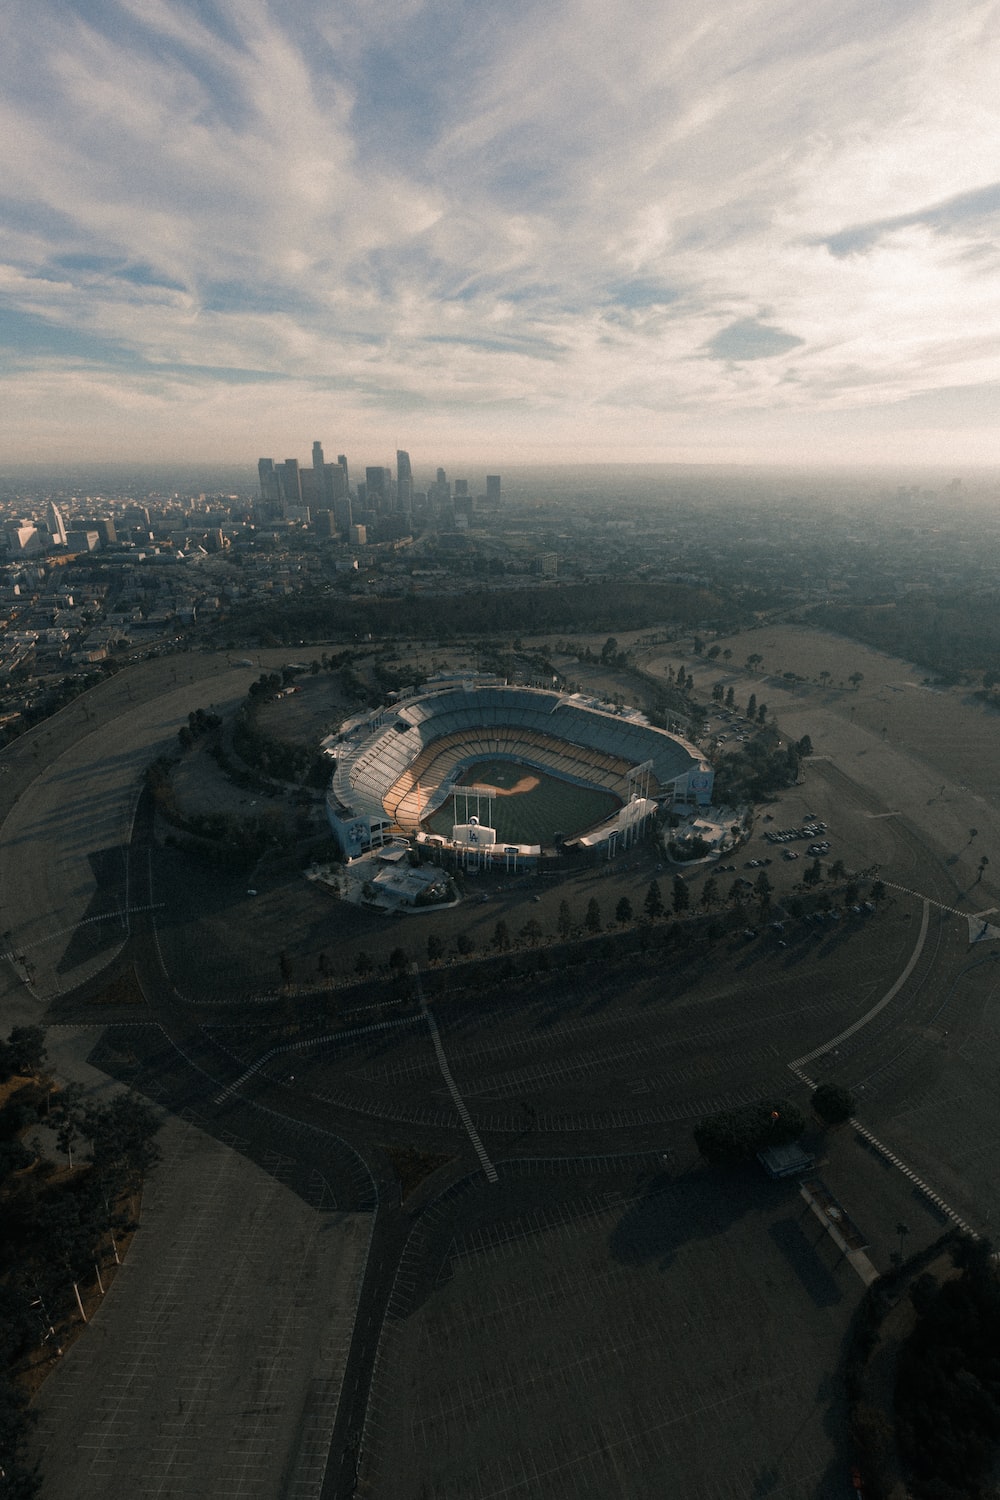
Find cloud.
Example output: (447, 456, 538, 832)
(704, 318, 805, 362)
(1, 0, 1000, 462)
(817, 180, 1000, 258)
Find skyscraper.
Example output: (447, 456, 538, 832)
(365, 466, 390, 512)
(395, 450, 413, 512)
(486, 475, 501, 507)
(257, 458, 280, 504)
(278, 459, 302, 508)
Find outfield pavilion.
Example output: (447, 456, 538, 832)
(325, 678, 713, 861)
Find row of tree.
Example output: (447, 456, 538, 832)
(895, 1238, 1000, 1498)
(692, 1083, 855, 1165)
(0, 1027, 162, 1496)
(236, 581, 733, 647)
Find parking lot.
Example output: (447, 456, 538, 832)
(363, 1158, 892, 1500)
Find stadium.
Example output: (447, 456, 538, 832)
(325, 678, 713, 867)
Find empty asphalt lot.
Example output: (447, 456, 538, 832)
(3, 641, 999, 1498)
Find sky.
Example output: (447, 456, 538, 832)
(3, 0, 1000, 468)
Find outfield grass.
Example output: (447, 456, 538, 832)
(425, 759, 620, 845)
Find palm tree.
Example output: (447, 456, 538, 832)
(976, 855, 989, 885)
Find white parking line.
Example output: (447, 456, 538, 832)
(411, 964, 497, 1183)
(790, 898, 930, 1068)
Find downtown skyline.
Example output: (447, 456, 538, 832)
(3, 0, 1000, 468)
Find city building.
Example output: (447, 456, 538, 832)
(396, 450, 413, 512)
(46, 502, 68, 546)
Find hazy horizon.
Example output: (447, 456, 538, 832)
(3, 457, 999, 508)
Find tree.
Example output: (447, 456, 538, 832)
(644, 879, 664, 920)
(456, 932, 474, 956)
(585, 898, 601, 933)
(712, 681, 724, 702)
(3, 1026, 47, 1078)
(725, 686, 735, 708)
(975, 855, 989, 885)
(819, 670, 831, 687)
(82, 1092, 162, 1187)
(671, 876, 689, 915)
(849, 671, 864, 689)
(557, 900, 573, 939)
(967, 827, 979, 846)
(870, 879, 886, 902)
(812, 1082, 855, 1126)
(694, 1098, 806, 1164)
(746, 653, 763, 672)
(426, 933, 445, 963)
(747, 692, 757, 720)
(803, 858, 822, 888)
(722, 648, 732, 663)
(757, 702, 767, 723)
(355, 950, 373, 976)
(492, 920, 510, 952)
(521, 917, 543, 945)
(389, 946, 409, 975)
(615, 896, 633, 926)
(829, 858, 846, 882)
(754, 871, 772, 913)
(701, 876, 718, 909)
(50, 1083, 84, 1169)
(278, 950, 293, 987)
(843, 880, 860, 906)
(796, 733, 813, 757)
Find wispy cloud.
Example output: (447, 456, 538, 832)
(2, 0, 1000, 463)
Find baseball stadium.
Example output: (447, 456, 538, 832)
(325, 678, 713, 866)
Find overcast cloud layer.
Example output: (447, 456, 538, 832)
(3, 0, 1000, 465)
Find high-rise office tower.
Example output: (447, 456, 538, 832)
(365, 466, 390, 512)
(395, 450, 413, 512)
(326, 464, 351, 532)
(310, 441, 329, 511)
(337, 455, 349, 492)
(278, 459, 302, 508)
(258, 458, 279, 503)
